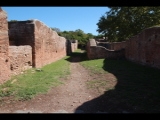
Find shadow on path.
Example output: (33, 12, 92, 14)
(65, 50, 88, 63)
(74, 57, 160, 113)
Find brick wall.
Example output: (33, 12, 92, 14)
(0, 8, 10, 84)
(8, 19, 67, 68)
(66, 40, 78, 55)
(9, 46, 32, 75)
(125, 27, 160, 69)
(8, 20, 34, 46)
(33, 20, 66, 68)
(97, 41, 126, 51)
(87, 39, 125, 59)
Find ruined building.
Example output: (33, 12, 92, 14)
(0, 8, 78, 84)
(87, 27, 160, 69)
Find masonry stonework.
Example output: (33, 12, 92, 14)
(34, 20, 66, 68)
(0, 8, 10, 84)
(87, 39, 125, 59)
(66, 40, 78, 55)
(8, 20, 67, 68)
(125, 27, 160, 69)
(0, 7, 71, 84)
(96, 41, 126, 51)
(9, 46, 32, 75)
(88, 27, 160, 69)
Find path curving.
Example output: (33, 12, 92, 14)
(0, 52, 102, 113)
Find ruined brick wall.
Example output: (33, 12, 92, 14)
(8, 20, 67, 68)
(87, 39, 125, 59)
(71, 40, 78, 52)
(125, 27, 160, 69)
(66, 40, 78, 55)
(110, 41, 126, 51)
(8, 21, 34, 46)
(9, 46, 32, 75)
(97, 42, 111, 49)
(33, 20, 66, 68)
(0, 8, 10, 84)
(97, 41, 126, 51)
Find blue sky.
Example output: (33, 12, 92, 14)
(2, 7, 109, 36)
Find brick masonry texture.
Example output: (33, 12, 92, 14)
(0, 8, 10, 84)
(9, 45, 32, 75)
(125, 27, 160, 69)
(8, 20, 67, 68)
(0, 7, 78, 84)
(87, 27, 160, 69)
(87, 39, 125, 60)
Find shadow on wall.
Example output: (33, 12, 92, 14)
(66, 40, 78, 55)
(65, 50, 88, 63)
(74, 58, 160, 113)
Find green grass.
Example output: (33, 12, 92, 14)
(78, 50, 160, 112)
(0, 56, 70, 101)
(80, 58, 106, 74)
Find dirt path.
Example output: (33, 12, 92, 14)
(0, 52, 102, 113)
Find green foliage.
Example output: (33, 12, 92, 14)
(93, 34, 104, 39)
(0, 56, 70, 101)
(51, 27, 62, 36)
(97, 7, 160, 42)
(57, 29, 94, 46)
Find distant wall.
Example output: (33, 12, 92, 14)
(66, 40, 78, 55)
(97, 41, 126, 51)
(0, 8, 10, 84)
(87, 39, 125, 59)
(9, 46, 32, 75)
(125, 27, 160, 69)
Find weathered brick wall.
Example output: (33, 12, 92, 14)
(33, 20, 66, 68)
(125, 27, 160, 69)
(97, 41, 126, 51)
(96, 42, 110, 49)
(9, 46, 32, 75)
(110, 41, 126, 51)
(0, 8, 10, 84)
(71, 40, 78, 52)
(8, 20, 34, 46)
(8, 20, 67, 68)
(66, 40, 78, 55)
(87, 39, 125, 59)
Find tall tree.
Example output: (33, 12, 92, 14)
(97, 7, 160, 42)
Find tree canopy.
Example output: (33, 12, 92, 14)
(97, 7, 160, 42)
(51, 28, 95, 46)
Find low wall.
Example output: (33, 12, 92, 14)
(9, 46, 32, 75)
(8, 19, 67, 68)
(87, 39, 125, 59)
(97, 41, 126, 51)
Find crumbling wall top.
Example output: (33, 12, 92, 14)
(89, 39, 97, 46)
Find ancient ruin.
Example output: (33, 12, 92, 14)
(0, 8, 78, 84)
(0, 8, 10, 84)
(125, 27, 160, 69)
(87, 27, 160, 69)
(66, 40, 78, 55)
(8, 20, 67, 68)
(86, 39, 125, 59)
(1, 6, 160, 84)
